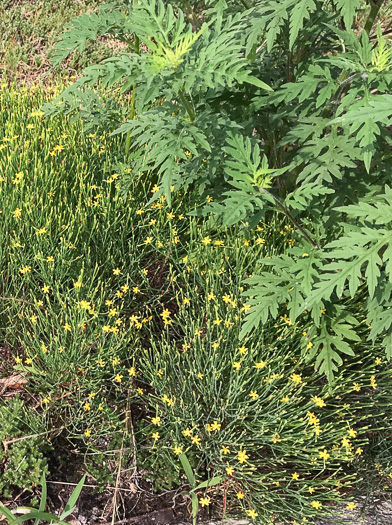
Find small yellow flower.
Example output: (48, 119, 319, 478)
(84, 429, 91, 438)
(311, 501, 322, 510)
(237, 450, 249, 464)
(113, 268, 121, 275)
(319, 449, 330, 461)
(249, 391, 259, 400)
(312, 396, 326, 408)
(211, 421, 221, 431)
(292, 472, 299, 480)
(226, 466, 234, 476)
(152, 416, 161, 426)
(83, 402, 91, 411)
(114, 374, 123, 383)
(346, 502, 356, 511)
(341, 437, 351, 448)
(255, 361, 266, 369)
(246, 509, 258, 519)
(201, 237, 212, 246)
(174, 446, 183, 455)
(152, 432, 160, 440)
(199, 497, 210, 507)
(191, 435, 201, 445)
(355, 447, 363, 455)
(308, 487, 314, 494)
(233, 362, 241, 371)
(183, 428, 192, 437)
(281, 396, 289, 403)
(291, 373, 302, 384)
(46, 256, 54, 262)
(236, 491, 244, 499)
(221, 445, 230, 455)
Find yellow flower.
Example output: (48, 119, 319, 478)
(201, 237, 212, 245)
(173, 446, 183, 455)
(346, 502, 356, 511)
(355, 447, 363, 455)
(191, 435, 201, 445)
(237, 450, 249, 464)
(255, 361, 266, 369)
(152, 416, 161, 426)
(63, 323, 71, 331)
(113, 268, 121, 275)
(83, 402, 91, 411)
(221, 446, 230, 455)
(246, 510, 258, 519)
(13, 208, 22, 219)
(152, 432, 160, 440)
(312, 396, 326, 408)
(292, 472, 299, 480)
(319, 449, 330, 461)
(183, 428, 192, 437)
(281, 396, 289, 403)
(341, 437, 351, 448)
(208, 292, 215, 301)
(114, 374, 123, 383)
(291, 373, 302, 384)
(348, 428, 357, 438)
(308, 487, 314, 494)
(79, 300, 91, 310)
(211, 421, 221, 431)
(233, 362, 241, 371)
(311, 501, 322, 510)
(236, 491, 244, 499)
(199, 497, 210, 507)
(84, 429, 91, 438)
(226, 466, 234, 475)
(249, 391, 259, 400)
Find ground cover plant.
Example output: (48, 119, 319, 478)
(1, 81, 392, 525)
(1, 0, 392, 524)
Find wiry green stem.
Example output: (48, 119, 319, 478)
(260, 188, 321, 249)
(178, 89, 195, 121)
(125, 0, 140, 156)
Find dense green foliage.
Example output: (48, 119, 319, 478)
(48, 0, 392, 382)
(2, 0, 392, 523)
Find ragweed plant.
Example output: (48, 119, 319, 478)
(49, 0, 392, 382)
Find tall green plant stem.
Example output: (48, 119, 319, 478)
(125, 0, 140, 156)
(184, 0, 201, 30)
(364, 0, 386, 35)
(260, 188, 321, 249)
(178, 89, 195, 121)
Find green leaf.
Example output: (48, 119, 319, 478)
(335, 0, 361, 29)
(12, 511, 63, 525)
(179, 453, 196, 488)
(191, 493, 199, 525)
(0, 505, 16, 524)
(34, 475, 47, 525)
(289, 0, 316, 49)
(59, 475, 86, 521)
(194, 476, 223, 490)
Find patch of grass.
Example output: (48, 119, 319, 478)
(0, 0, 110, 78)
